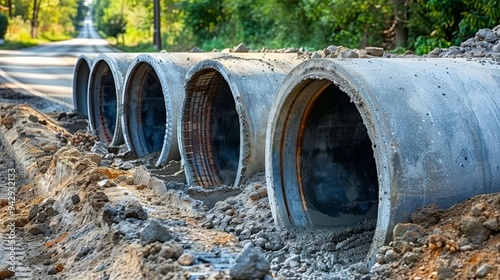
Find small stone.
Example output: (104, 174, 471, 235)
(177, 253, 195, 266)
(94, 262, 106, 272)
(0, 267, 15, 279)
(71, 194, 81, 205)
(190, 47, 204, 53)
(87, 153, 103, 165)
(215, 201, 232, 212)
(229, 243, 270, 280)
(475, 263, 492, 278)
(102, 204, 120, 225)
(140, 219, 173, 245)
(365, 47, 384, 57)
(393, 223, 426, 243)
(97, 179, 112, 188)
(476, 29, 498, 43)
(340, 50, 359, 58)
(384, 249, 399, 263)
(438, 267, 455, 279)
(36, 211, 47, 223)
(47, 267, 58, 275)
(249, 192, 260, 201)
(483, 219, 499, 231)
(43, 143, 59, 153)
(326, 45, 338, 53)
(76, 247, 92, 261)
(28, 114, 39, 123)
(352, 262, 370, 275)
(124, 199, 148, 220)
(1, 116, 14, 129)
(471, 202, 487, 216)
(28, 223, 51, 236)
(28, 204, 40, 221)
(203, 219, 214, 229)
(256, 187, 268, 198)
(45, 206, 56, 217)
(159, 242, 184, 259)
(55, 263, 64, 272)
(126, 176, 135, 185)
(460, 216, 491, 244)
(402, 252, 419, 265)
(233, 43, 249, 52)
(311, 52, 322, 59)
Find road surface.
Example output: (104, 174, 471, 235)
(0, 16, 116, 109)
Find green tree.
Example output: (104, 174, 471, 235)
(0, 13, 8, 40)
(102, 12, 126, 43)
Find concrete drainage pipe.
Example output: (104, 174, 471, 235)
(121, 52, 223, 167)
(266, 58, 500, 263)
(88, 53, 140, 146)
(180, 54, 300, 188)
(72, 54, 98, 117)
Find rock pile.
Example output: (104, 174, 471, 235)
(370, 194, 500, 280)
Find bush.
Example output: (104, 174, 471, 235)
(0, 13, 8, 40)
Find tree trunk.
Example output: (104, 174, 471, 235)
(7, 0, 12, 18)
(31, 0, 42, 38)
(392, 0, 409, 48)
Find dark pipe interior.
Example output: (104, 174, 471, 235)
(184, 70, 239, 187)
(137, 64, 166, 154)
(299, 83, 378, 226)
(96, 62, 117, 144)
(75, 61, 90, 117)
(212, 80, 239, 185)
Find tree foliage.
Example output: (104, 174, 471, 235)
(0, 13, 8, 39)
(3, 0, 82, 39)
(89, 0, 499, 53)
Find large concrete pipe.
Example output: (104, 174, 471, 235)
(265, 58, 500, 263)
(179, 54, 300, 188)
(88, 53, 140, 146)
(72, 54, 98, 117)
(122, 52, 224, 167)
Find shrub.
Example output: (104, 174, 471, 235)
(0, 13, 8, 40)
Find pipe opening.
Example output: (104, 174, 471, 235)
(183, 69, 240, 187)
(126, 63, 166, 156)
(282, 79, 379, 227)
(92, 61, 117, 144)
(74, 59, 91, 117)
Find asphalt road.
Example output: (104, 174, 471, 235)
(0, 16, 116, 109)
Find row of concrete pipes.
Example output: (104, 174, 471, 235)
(73, 52, 500, 263)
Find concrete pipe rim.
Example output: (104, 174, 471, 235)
(73, 55, 93, 117)
(266, 58, 392, 264)
(88, 58, 124, 146)
(122, 55, 173, 167)
(181, 60, 246, 188)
